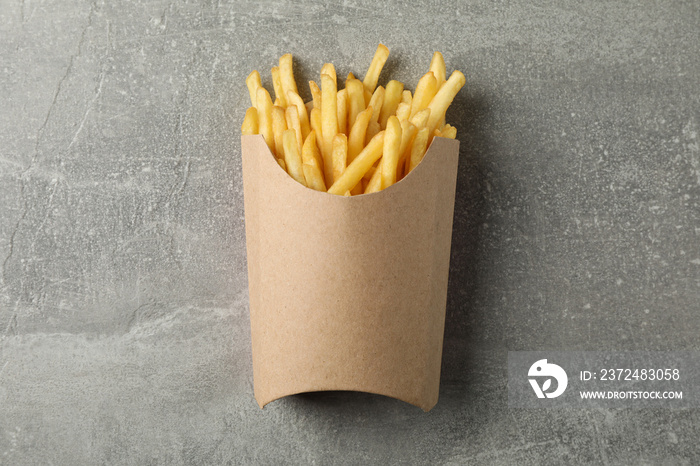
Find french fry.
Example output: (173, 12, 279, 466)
(346, 79, 366, 131)
(409, 108, 430, 130)
(328, 131, 385, 195)
(277, 157, 287, 172)
(380, 116, 402, 189)
(271, 105, 288, 159)
(364, 164, 377, 182)
(401, 90, 412, 106)
(346, 71, 356, 83)
(398, 120, 417, 156)
(396, 119, 417, 177)
(285, 105, 303, 155)
(426, 70, 465, 133)
(429, 51, 446, 89)
(241, 107, 259, 135)
(270, 66, 287, 107)
(282, 129, 306, 186)
(395, 102, 410, 121)
(379, 80, 404, 129)
(310, 108, 322, 144)
(246, 70, 262, 107)
(364, 162, 382, 193)
(286, 91, 311, 140)
(362, 43, 390, 94)
(363, 88, 372, 107)
(256, 87, 275, 153)
(301, 131, 326, 191)
(365, 120, 381, 145)
(367, 86, 385, 123)
(309, 80, 322, 109)
(347, 106, 373, 163)
(407, 126, 430, 174)
(321, 63, 337, 84)
(331, 134, 348, 184)
(321, 72, 338, 185)
(337, 88, 348, 136)
(410, 71, 437, 119)
(279, 53, 299, 101)
(440, 124, 457, 139)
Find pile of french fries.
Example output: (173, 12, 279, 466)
(241, 44, 465, 195)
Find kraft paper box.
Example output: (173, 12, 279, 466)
(241, 134, 459, 411)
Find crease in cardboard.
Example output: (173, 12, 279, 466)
(241, 134, 460, 411)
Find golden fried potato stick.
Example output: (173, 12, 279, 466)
(362, 43, 390, 94)
(407, 126, 430, 174)
(328, 131, 385, 195)
(380, 116, 402, 189)
(321, 63, 337, 84)
(401, 90, 412, 106)
(309, 80, 322, 110)
(379, 80, 404, 129)
(395, 102, 410, 121)
(364, 162, 382, 193)
(286, 91, 311, 140)
(303, 130, 324, 168)
(440, 124, 457, 139)
(364, 165, 377, 181)
(429, 51, 446, 89)
(256, 87, 275, 153)
(426, 70, 465, 134)
(277, 157, 287, 172)
(345, 79, 366, 131)
(365, 120, 381, 145)
(279, 53, 299, 101)
(347, 106, 373, 163)
(331, 133, 348, 184)
(271, 105, 288, 159)
(410, 71, 437, 119)
(285, 105, 303, 155)
(241, 107, 259, 135)
(409, 108, 431, 130)
(337, 88, 348, 136)
(282, 129, 306, 186)
(396, 119, 417, 178)
(346, 71, 356, 84)
(270, 66, 287, 107)
(363, 88, 372, 107)
(246, 70, 262, 107)
(301, 131, 326, 191)
(310, 107, 322, 145)
(367, 85, 385, 123)
(398, 120, 417, 156)
(321, 72, 338, 185)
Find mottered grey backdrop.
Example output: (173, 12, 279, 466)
(1, 0, 699, 464)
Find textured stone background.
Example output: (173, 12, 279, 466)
(1, 0, 699, 464)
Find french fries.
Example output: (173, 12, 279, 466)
(242, 45, 464, 195)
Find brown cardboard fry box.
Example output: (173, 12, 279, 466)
(241, 134, 459, 412)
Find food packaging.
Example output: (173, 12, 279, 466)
(241, 133, 459, 411)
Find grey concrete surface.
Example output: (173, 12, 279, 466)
(1, 0, 699, 464)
